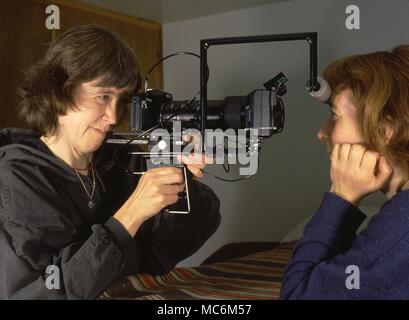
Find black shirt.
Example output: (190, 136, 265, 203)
(0, 128, 221, 299)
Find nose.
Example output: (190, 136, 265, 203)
(317, 119, 330, 142)
(317, 128, 327, 142)
(103, 100, 118, 125)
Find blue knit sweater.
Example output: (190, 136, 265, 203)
(280, 191, 409, 299)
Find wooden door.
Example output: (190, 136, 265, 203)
(0, 0, 51, 129)
(0, 0, 162, 132)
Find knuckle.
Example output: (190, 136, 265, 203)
(364, 150, 379, 160)
(340, 144, 350, 153)
(157, 167, 170, 174)
(168, 185, 178, 194)
(145, 171, 156, 180)
(369, 150, 379, 157)
(352, 143, 362, 149)
(174, 173, 183, 183)
(353, 144, 366, 153)
(142, 176, 152, 187)
(151, 184, 160, 193)
(169, 167, 181, 174)
(146, 168, 156, 175)
(157, 194, 166, 204)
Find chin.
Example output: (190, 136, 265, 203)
(83, 140, 104, 153)
(91, 142, 104, 152)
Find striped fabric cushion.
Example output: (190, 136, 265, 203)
(100, 241, 295, 300)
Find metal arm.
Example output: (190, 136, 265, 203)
(199, 32, 318, 151)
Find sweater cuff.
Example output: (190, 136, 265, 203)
(306, 192, 366, 236)
(104, 217, 135, 254)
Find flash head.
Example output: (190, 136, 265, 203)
(309, 76, 332, 103)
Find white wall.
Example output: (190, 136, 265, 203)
(162, 0, 409, 266)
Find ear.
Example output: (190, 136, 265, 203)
(384, 124, 393, 144)
(58, 116, 64, 127)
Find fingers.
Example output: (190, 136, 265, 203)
(125, 167, 186, 225)
(187, 166, 204, 178)
(161, 183, 185, 195)
(331, 144, 340, 163)
(163, 194, 179, 206)
(349, 144, 367, 167)
(361, 149, 380, 172)
(182, 130, 202, 145)
(177, 153, 214, 178)
(329, 142, 391, 204)
(156, 172, 184, 185)
(148, 166, 183, 176)
(332, 143, 369, 167)
(339, 143, 352, 162)
(177, 153, 214, 167)
(144, 167, 184, 184)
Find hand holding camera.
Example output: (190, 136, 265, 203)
(114, 166, 185, 237)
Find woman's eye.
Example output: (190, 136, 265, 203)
(329, 110, 338, 119)
(97, 95, 110, 103)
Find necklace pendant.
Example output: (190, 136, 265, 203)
(88, 201, 95, 209)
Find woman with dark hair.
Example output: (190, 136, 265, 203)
(280, 45, 409, 299)
(0, 24, 220, 299)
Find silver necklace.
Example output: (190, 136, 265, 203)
(74, 163, 96, 208)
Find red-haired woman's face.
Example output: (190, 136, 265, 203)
(317, 89, 365, 156)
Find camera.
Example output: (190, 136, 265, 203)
(131, 72, 287, 139)
(108, 73, 287, 214)
(106, 32, 323, 214)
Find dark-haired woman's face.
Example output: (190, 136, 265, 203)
(57, 78, 131, 154)
(317, 89, 365, 157)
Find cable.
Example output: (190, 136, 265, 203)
(201, 152, 260, 182)
(223, 162, 230, 173)
(202, 169, 253, 182)
(144, 52, 206, 93)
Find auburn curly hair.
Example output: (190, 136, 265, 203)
(323, 45, 409, 175)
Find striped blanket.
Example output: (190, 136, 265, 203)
(100, 241, 295, 300)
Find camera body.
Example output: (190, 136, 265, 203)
(130, 72, 287, 140)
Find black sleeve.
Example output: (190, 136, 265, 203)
(0, 167, 137, 300)
(280, 193, 372, 299)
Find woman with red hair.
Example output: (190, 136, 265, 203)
(281, 45, 409, 299)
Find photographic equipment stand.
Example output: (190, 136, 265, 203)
(199, 32, 318, 151)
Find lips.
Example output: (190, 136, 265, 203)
(92, 128, 109, 136)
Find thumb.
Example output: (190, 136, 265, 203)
(375, 156, 393, 187)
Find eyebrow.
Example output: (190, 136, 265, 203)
(94, 88, 132, 96)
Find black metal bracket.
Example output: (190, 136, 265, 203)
(199, 32, 318, 151)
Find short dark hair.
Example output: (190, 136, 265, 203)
(19, 24, 140, 135)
